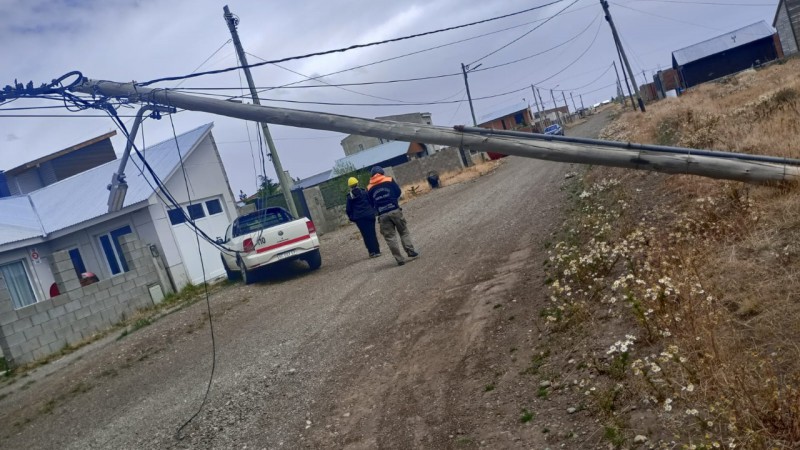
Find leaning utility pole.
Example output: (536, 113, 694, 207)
(550, 89, 563, 126)
(531, 85, 543, 132)
(580, 95, 585, 111)
(561, 92, 570, 123)
(570, 92, 578, 112)
(223, 5, 298, 217)
(68, 79, 800, 184)
(460, 63, 479, 126)
(613, 60, 635, 110)
(601, 0, 645, 112)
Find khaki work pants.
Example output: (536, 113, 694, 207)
(378, 209, 416, 263)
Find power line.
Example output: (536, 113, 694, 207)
(624, 0, 774, 6)
(468, 0, 582, 65)
(544, 63, 615, 91)
(173, 39, 232, 88)
(610, 2, 728, 32)
(174, 16, 601, 95)
(530, 17, 604, 87)
(137, 0, 568, 87)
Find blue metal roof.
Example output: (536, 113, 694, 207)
(478, 101, 530, 125)
(672, 21, 775, 66)
(331, 141, 411, 177)
(0, 123, 214, 246)
(291, 169, 333, 191)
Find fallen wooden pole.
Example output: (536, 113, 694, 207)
(74, 79, 799, 184)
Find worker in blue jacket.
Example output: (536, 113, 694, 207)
(366, 166, 419, 266)
(346, 177, 381, 258)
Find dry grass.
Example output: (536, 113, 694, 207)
(399, 158, 502, 201)
(546, 59, 800, 448)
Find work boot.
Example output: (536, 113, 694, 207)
(397, 260, 405, 266)
(407, 250, 419, 258)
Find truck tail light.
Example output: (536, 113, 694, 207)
(243, 238, 255, 253)
(306, 220, 317, 235)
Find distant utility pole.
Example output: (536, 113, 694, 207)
(460, 63, 481, 126)
(600, 0, 645, 112)
(223, 5, 298, 217)
(580, 95, 585, 110)
(613, 60, 635, 111)
(570, 92, 578, 112)
(531, 85, 543, 132)
(536, 87, 547, 119)
(550, 90, 563, 126)
(562, 92, 571, 122)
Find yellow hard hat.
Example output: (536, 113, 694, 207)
(347, 177, 359, 187)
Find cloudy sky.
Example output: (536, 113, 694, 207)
(0, 0, 777, 196)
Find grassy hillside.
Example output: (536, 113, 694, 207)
(544, 59, 800, 448)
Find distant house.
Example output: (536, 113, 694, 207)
(477, 101, 533, 131)
(0, 131, 117, 197)
(774, 0, 800, 56)
(340, 112, 434, 156)
(332, 140, 427, 176)
(672, 21, 781, 89)
(653, 68, 681, 98)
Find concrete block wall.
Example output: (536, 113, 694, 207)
(0, 235, 164, 366)
(391, 147, 465, 188)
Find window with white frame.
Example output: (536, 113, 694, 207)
(97, 225, 132, 276)
(167, 198, 225, 226)
(0, 260, 37, 309)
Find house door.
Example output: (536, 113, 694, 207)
(168, 198, 230, 285)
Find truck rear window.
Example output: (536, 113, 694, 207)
(232, 208, 293, 237)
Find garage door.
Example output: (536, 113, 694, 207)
(167, 197, 231, 285)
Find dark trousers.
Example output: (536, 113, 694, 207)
(355, 217, 381, 255)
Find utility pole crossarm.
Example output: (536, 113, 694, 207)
(71, 79, 799, 185)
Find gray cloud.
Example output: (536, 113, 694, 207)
(0, 0, 776, 196)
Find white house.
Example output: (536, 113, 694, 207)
(0, 123, 237, 311)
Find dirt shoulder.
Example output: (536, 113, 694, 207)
(0, 113, 612, 449)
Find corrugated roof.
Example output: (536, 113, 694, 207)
(0, 196, 45, 245)
(672, 21, 775, 66)
(0, 123, 214, 246)
(291, 169, 333, 191)
(478, 101, 530, 124)
(331, 141, 411, 177)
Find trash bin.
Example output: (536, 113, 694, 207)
(427, 171, 440, 189)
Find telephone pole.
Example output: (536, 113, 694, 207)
(223, 5, 298, 217)
(580, 95, 585, 110)
(549, 90, 562, 126)
(461, 63, 480, 126)
(531, 85, 543, 132)
(613, 60, 635, 110)
(570, 92, 578, 112)
(601, 0, 645, 112)
(562, 91, 570, 123)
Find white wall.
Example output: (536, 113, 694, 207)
(150, 133, 238, 290)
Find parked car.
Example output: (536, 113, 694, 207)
(544, 124, 564, 136)
(218, 207, 321, 284)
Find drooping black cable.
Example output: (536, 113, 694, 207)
(136, 0, 567, 87)
(530, 17, 604, 87)
(169, 111, 218, 441)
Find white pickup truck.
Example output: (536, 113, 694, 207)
(219, 207, 321, 284)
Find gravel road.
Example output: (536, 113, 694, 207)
(0, 112, 612, 449)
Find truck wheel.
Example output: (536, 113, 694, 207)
(238, 259, 255, 285)
(305, 249, 322, 270)
(222, 255, 240, 281)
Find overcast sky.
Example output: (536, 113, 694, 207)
(0, 0, 777, 196)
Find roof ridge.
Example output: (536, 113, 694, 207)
(673, 20, 771, 54)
